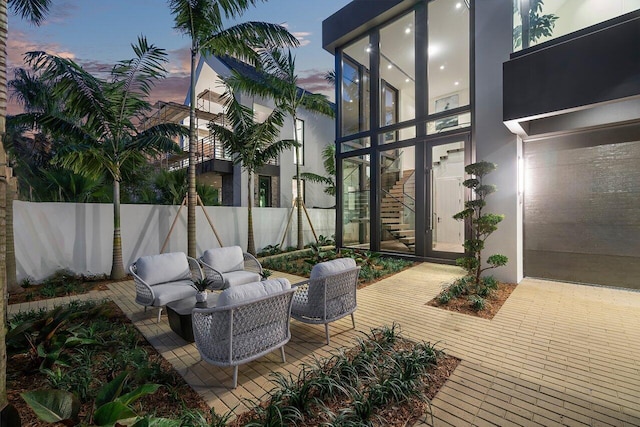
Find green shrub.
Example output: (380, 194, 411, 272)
(469, 295, 486, 311)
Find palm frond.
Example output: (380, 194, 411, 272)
(201, 22, 299, 65)
(9, 0, 51, 25)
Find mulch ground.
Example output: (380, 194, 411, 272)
(426, 282, 518, 319)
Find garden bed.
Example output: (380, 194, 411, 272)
(427, 281, 517, 319)
(261, 248, 415, 286)
(8, 270, 120, 305)
(6, 300, 213, 426)
(230, 324, 459, 426)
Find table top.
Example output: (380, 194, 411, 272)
(166, 293, 219, 315)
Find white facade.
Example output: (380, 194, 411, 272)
(183, 56, 336, 210)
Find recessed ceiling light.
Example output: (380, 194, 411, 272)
(387, 64, 393, 69)
(440, 65, 445, 70)
(405, 27, 411, 34)
(405, 78, 410, 83)
(365, 46, 372, 53)
(456, 2, 462, 9)
(454, 81, 460, 86)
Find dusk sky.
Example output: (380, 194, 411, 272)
(7, 0, 352, 114)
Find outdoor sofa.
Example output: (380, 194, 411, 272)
(192, 278, 296, 388)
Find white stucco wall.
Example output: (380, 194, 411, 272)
(14, 201, 335, 282)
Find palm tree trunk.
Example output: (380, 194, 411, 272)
(6, 176, 20, 294)
(187, 44, 197, 258)
(110, 180, 126, 280)
(294, 117, 303, 250)
(247, 173, 256, 255)
(0, 0, 8, 412)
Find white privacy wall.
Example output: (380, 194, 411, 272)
(14, 201, 335, 282)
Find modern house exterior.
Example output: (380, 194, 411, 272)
(323, 0, 640, 289)
(151, 55, 336, 210)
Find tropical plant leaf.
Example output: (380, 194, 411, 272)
(93, 401, 137, 426)
(118, 383, 162, 406)
(21, 389, 80, 423)
(95, 371, 129, 407)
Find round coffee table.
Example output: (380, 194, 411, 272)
(166, 293, 219, 342)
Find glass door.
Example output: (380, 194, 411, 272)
(425, 135, 469, 258)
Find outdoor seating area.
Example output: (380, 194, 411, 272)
(10, 262, 640, 425)
(130, 251, 360, 389)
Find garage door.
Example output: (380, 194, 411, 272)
(524, 127, 640, 289)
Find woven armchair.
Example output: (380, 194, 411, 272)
(291, 258, 360, 345)
(199, 246, 263, 290)
(130, 252, 203, 322)
(192, 278, 296, 388)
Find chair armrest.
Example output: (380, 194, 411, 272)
(243, 252, 264, 277)
(199, 257, 225, 290)
(187, 256, 204, 282)
(130, 263, 156, 306)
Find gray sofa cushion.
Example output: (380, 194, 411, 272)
(202, 246, 244, 273)
(217, 278, 291, 307)
(223, 271, 262, 288)
(136, 252, 191, 286)
(151, 280, 197, 305)
(310, 258, 357, 280)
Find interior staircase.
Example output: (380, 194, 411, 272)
(381, 170, 415, 251)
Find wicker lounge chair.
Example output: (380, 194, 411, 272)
(199, 246, 263, 290)
(291, 258, 360, 345)
(130, 252, 203, 322)
(192, 278, 296, 388)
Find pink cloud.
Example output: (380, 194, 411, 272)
(7, 30, 75, 70)
(298, 69, 335, 100)
(149, 75, 190, 105)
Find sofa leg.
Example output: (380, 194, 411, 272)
(157, 307, 162, 323)
(325, 324, 330, 345)
(280, 346, 286, 363)
(232, 366, 238, 389)
(351, 313, 356, 329)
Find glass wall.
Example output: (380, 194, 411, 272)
(379, 11, 416, 143)
(428, 0, 470, 117)
(380, 146, 415, 254)
(341, 36, 371, 139)
(342, 156, 370, 249)
(335, 0, 471, 258)
(513, 0, 640, 51)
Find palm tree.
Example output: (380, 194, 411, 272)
(1, 0, 52, 418)
(301, 143, 336, 198)
(22, 36, 185, 280)
(226, 48, 334, 249)
(209, 82, 296, 255)
(168, 0, 299, 258)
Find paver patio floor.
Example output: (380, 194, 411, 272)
(9, 262, 640, 426)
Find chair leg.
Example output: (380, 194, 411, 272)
(232, 366, 238, 389)
(351, 313, 356, 329)
(325, 324, 330, 345)
(157, 307, 162, 323)
(280, 346, 286, 363)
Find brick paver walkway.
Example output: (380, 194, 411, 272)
(9, 263, 640, 426)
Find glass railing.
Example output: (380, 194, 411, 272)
(513, 0, 640, 51)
